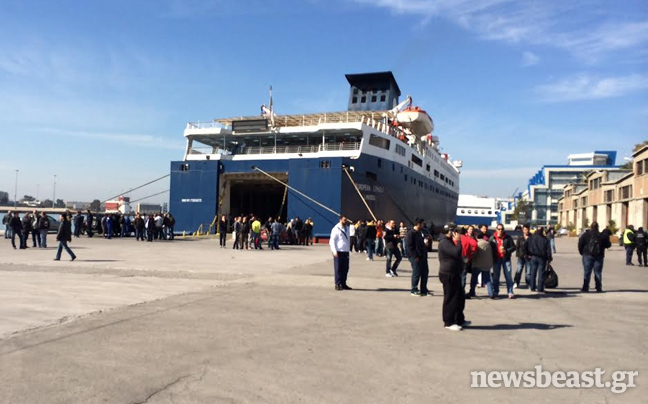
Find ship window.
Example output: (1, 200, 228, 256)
(440, 174, 445, 181)
(320, 160, 331, 168)
(377, 158, 382, 168)
(488, 211, 492, 214)
(180, 163, 190, 171)
(395, 144, 406, 156)
(461, 210, 465, 214)
(380, 94, 386, 102)
(426, 164, 430, 172)
(392, 163, 395, 171)
(369, 134, 390, 150)
(366, 171, 377, 180)
(371, 95, 377, 102)
(401, 167, 403, 173)
(468, 210, 472, 214)
(352, 97, 358, 104)
(434, 170, 439, 178)
(404, 175, 408, 182)
(411, 154, 422, 167)
(361, 96, 367, 103)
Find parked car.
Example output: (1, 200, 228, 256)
(46, 215, 61, 234)
(557, 228, 569, 237)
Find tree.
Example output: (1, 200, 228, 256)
(608, 220, 619, 236)
(633, 141, 648, 152)
(511, 199, 532, 222)
(90, 199, 101, 212)
(0, 191, 8, 205)
(55, 199, 65, 208)
(40, 199, 53, 208)
(22, 195, 35, 202)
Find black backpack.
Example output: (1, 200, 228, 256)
(543, 264, 559, 288)
(587, 234, 602, 256)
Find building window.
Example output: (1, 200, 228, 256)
(426, 164, 430, 172)
(605, 190, 614, 202)
(352, 97, 357, 104)
(619, 185, 633, 200)
(380, 94, 386, 102)
(638, 160, 645, 176)
(371, 95, 377, 102)
(361, 96, 367, 103)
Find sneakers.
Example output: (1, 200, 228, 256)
(462, 320, 472, 327)
(342, 285, 353, 290)
(513, 283, 518, 290)
(335, 284, 342, 290)
(366, 257, 371, 261)
(444, 324, 463, 331)
(389, 269, 398, 277)
(411, 290, 421, 296)
(508, 293, 515, 299)
(385, 273, 393, 277)
(420, 291, 433, 296)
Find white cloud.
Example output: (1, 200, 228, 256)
(521, 51, 539, 67)
(535, 74, 648, 102)
(353, 0, 648, 61)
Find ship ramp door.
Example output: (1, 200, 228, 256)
(221, 172, 288, 221)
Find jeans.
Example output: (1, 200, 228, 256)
(374, 238, 384, 256)
(385, 248, 402, 273)
(219, 231, 227, 247)
(625, 245, 635, 264)
(514, 257, 529, 286)
(39, 229, 48, 248)
(409, 256, 429, 294)
(400, 238, 408, 258)
(528, 256, 547, 292)
(32, 229, 40, 247)
(469, 269, 492, 297)
(269, 234, 280, 250)
(10, 229, 19, 248)
(350, 236, 358, 252)
(550, 238, 556, 253)
(233, 233, 240, 249)
(492, 258, 514, 296)
(168, 226, 174, 240)
(4, 224, 10, 239)
(253, 232, 262, 249)
(55, 240, 76, 260)
(582, 254, 604, 291)
(366, 239, 375, 260)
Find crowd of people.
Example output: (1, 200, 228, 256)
(329, 215, 625, 332)
(218, 215, 315, 250)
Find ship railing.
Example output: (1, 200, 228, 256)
(243, 142, 360, 155)
(186, 121, 221, 129)
(188, 147, 215, 154)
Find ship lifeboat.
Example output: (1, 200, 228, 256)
(395, 107, 434, 136)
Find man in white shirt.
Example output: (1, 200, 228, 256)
(330, 215, 352, 290)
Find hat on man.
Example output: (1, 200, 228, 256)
(414, 217, 424, 225)
(442, 222, 456, 234)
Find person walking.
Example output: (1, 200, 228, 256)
(38, 211, 50, 248)
(54, 213, 76, 261)
(166, 213, 176, 240)
(3, 211, 11, 239)
(241, 216, 250, 250)
(546, 226, 556, 253)
(375, 220, 384, 257)
(134, 213, 145, 241)
(86, 210, 94, 238)
(399, 221, 408, 258)
(460, 226, 478, 298)
(578, 222, 611, 292)
(622, 225, 636, 266)
(365, 220, 377, 261)
(469, 234, 494, 298)
(635, 227, 647, 267)
(356, 220, 367, 253)
(349, 221, 358, 253)
(9, 211, 22, 249)
(488, 224, 516, 299)
(407, 218, 431, 296)
(232, 216, 242, 250)
(270, 219, 282, 250)
(329, 215, 352, 290)
(438, 223, 467, 331)
(218, 214, 228, 248)
(514, 224, 531, 289)
(384, 219, 402, 277)
(251, 216, 262, 249)
(526, 227, 553, 293)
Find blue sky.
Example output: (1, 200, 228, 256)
(0, 0, 646, 204)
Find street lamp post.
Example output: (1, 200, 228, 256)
(52, 175, 57, 208)
(13, 170, 19, 208)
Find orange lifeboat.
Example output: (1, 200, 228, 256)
(395, 106, 434, 136)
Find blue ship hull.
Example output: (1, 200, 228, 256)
(170, 154, 458, 237)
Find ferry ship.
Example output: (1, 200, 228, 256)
(169, 72, 461, 237)
(455, 195, 498, 227)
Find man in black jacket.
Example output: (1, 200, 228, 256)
(9, 212, 22, 249)
(527, 227, 553, 292)
(407, 218, 431, 296)
(489, 224, 516, 299)
(514, 224, 531, 289)
(438, 223, 466, 331)
(21, 212, 33, 249)
(54, 213, 76, 261)
(383, 219, 402, 277)
(578, 222, 611, 292)
(86, 210, 94, 238)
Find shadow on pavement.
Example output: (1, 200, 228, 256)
(467, 323, 572, 331)
(515, 291, 578, 299)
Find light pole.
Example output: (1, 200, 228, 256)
(36, 183, 40, 201)
(52, 175, 57, 208)
(13, 170, 19, 208)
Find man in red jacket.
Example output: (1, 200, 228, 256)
(460, 226, 478, 298)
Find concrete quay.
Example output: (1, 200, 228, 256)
(0, 236, 646, 403)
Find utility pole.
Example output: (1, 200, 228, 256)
(52, 175, 57, 208)
(14, 169, 19, 208)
